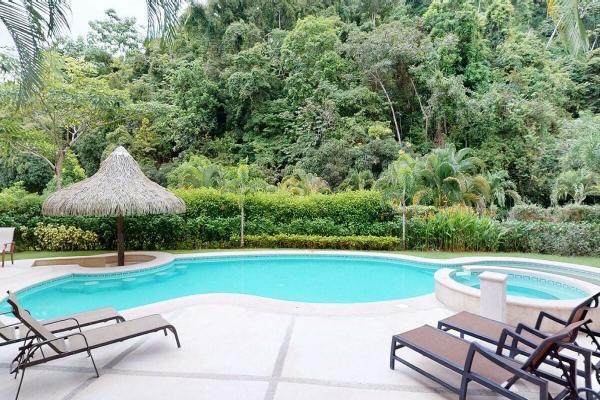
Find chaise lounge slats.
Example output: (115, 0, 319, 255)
(0, 306, 125, 346)
(439, 311, 544, 348)
(438, 292, 600, 390)
(19, 307, 125, 339)
(0, 322, 16, 340)
(6, 291, 180, 400)
(395, 325, 519, 384)
(391, 320, 587, 399)
(67, 314, 171, 351)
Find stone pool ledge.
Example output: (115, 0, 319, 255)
(434, 267, 600, 328)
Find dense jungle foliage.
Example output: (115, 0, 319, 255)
(0, 0, 599, 254)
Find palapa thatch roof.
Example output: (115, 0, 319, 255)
(43, 146, 186, 217)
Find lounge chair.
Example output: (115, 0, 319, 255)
(0, 227, 15, 267)
(0, 306, 125, 347)
(6, 292, 180, 400)
(437, 292, 600, 388)
(390, 320, 587, 400)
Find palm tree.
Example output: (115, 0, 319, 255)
(547, 0, 590, 56)
(413, 145, 486, 207)
(551, 168, 600, 205)
(223, 162, 271, 247)
(485, 170, 521, 210)
(375, 152, 417, 249)
(339, 170, 374, 191)
(1, 0, 183, 98)
(279, 168, 330, 195)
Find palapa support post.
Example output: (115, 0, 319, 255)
(116, 215, 125, 266)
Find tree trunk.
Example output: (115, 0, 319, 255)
(409, 78, 429, 138)
(240, 205, 245, 247)
(402, 205, 406, 250)
(377, 80, 401, 144)
(116, 215, 125, 266)
(55, 149, 65, 190)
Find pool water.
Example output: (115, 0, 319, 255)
(1, 255, 589, 319)
(452, 272, 588, 301)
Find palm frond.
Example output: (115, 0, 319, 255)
(548, 0, 589, 56)
(146, 0, 183, 44)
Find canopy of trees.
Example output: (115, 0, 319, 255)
(1, 0, 599, 209)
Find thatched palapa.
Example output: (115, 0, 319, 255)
(43, 146, 185, 266)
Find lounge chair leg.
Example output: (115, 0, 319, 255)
(88, 351, 100, 377)
(15, 368, 25, 400)
(163, 329, 167, 336)
(389, 338, 396, 370)
(167, 326, 181, 348)
(458, 375, 470, 400)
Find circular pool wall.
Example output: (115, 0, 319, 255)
(435, 266, 600, 329)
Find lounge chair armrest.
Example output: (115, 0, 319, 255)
(42, 317, 82, 332)
(464, 342, 547, 388)
(29, 331, 90, 352)
(497, 328, 539, 354)
(515, 323, 548, 339)
(535, 311, 567, 330)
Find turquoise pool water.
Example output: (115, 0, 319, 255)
(452, 271, 588, 300)
(1, 255, 589, 319)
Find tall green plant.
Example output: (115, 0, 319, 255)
(413, 145, 487, 208)
(222, 162, 271, 247)
(375, 152, 417, 248)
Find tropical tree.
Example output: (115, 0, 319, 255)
(345, 20, 427, 143)
(547, 0, 591, 56)
(0, 0, 182, 98)
(223, 162, 271, 247)
(339, 170, 374, 191)
(166, 155, 223, 189)
(551, 168, 600, 205)
(0, 55, 126, 189)
(413, 145, 487, 207)
(375, 152, 417, 248)
(484, 170, 521, 210)
(279, 168, 329, 195)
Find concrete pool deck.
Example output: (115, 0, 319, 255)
(0, 251, 599, 399)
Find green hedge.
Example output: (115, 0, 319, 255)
(1, 186, 599, 256)
(501, 221, 600, 256)
(242, 234, 402, 250)
(508, 204, 600, 223)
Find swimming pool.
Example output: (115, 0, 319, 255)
(3, 255, 591, 319)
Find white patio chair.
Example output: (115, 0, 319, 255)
(0, 227, 15, 267)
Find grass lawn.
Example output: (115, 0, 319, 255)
(12, 249, 600, 268)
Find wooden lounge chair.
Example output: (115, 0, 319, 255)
(0, 306, 125, 347)
(390, 320, 587, 400)
(438, 292, 600, 388)
(6, 292, 181, 400)
(0, 227, 15, 267)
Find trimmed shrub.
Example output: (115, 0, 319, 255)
(500, 221, 600, 256)
(508, 204, 551, 222)
(508, 204, 600, 223)
(553, 205, 600, 223)
(241, 234, 401, 250)
(32, 223, 99, 251)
